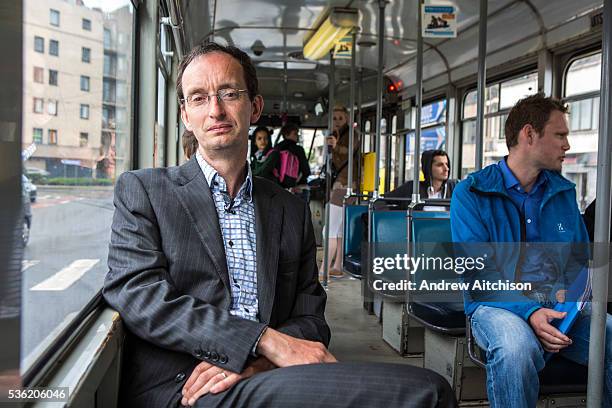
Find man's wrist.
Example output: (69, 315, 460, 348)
(251, 326, 268, 357)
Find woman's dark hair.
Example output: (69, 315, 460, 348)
(182, 132, 198, 160)
(177, 42, 260, 161)
(250, 126, 272, 160)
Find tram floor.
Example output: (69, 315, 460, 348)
(317, 249, 423, 366)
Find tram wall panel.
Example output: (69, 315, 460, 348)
(423, 328, 488, 403)
(381, 302, 424, 355)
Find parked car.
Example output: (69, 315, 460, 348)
(22, 175, 37, 202)
(25, 167, 49, 177)
(22, 178, 32, 247)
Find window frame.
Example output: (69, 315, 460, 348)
(80, 103, 90, 119)
(34, 36, 44, 53)
(33, 127, 43, 144)
(33, 66, 44, 83)
(82, 18, 91, 31)
(49, 69, 58, 86)
(49, 9, 60, 27)
(33, 97, 43, 114)
(82, 47, 91, 63)
(49, 39, 59, 56)
(80, 75, 90, 92)
(48, 129, 58, 145)
(47, 99, 58, 116)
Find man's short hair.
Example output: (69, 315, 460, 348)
(504, 93, 568, 149)
(176, 42, 259, 104)
(280, 123, 299, 138)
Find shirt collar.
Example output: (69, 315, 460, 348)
(498, 157, 546, 194)
(195, 151, 253, 202)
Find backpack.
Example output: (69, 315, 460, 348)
(273, 149, 300, 188)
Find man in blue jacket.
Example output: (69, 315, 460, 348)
(451, 94, 612, 408)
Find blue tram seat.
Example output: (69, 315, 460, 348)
(370, 209, 409, 291)
(408, 210, 466, 334)
(343, 204, 368, 278)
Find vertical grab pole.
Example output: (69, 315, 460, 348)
(322, 51, 336, 288)
(412, 0, 423, 204)
(587, 0, 612, 405)
(373, 0, 386, 200)
(475, 0, 487, 171)
(347, 30, 357, 196)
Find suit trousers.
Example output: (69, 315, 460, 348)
(177, 362, 456, 408)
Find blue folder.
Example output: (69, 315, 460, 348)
(545, 266, 592, 361)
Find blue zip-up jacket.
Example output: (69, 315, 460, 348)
(450, 163, 589, 320)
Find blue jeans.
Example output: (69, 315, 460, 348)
(471, 305, 612, 408)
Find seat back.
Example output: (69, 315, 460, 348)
(408, 209, 466, 333)
(343, 204, 368, 278)
(368, 209, 409, 299)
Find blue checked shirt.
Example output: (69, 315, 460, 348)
(196, 152, 259, 322)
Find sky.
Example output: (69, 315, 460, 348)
(82, 0, 132, 13)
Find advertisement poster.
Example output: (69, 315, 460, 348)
(422, 4, 457, 38)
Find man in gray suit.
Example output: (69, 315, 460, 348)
(104, 42, 456, 407)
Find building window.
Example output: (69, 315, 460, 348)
(82, 18, 91, 31)
(48, 129, 57, 145)
(33, 67, 44, 83)
(48, 100, 58, 116)
(33, 97, 43, 113)
(104, 28, 111, 48)
(33, 128, 43, 144)
(79, 132, 89, 147)
(49, 69, 58, 86)
(34, 36, 44, 53)
(49, 39, 59, 56)
(80, 75, 90, 91)
(80, 104, 89, 119)
(82, 47, 91, 63)
(50, 9, 60, 26)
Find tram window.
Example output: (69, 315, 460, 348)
(563, 52, 602, 210)
(461, 72, 538, 177)
(364, 120, 371, 151)
(405, 100, 447, 181)
(565, 53, 601, 97)
(20, 0, 135, 371)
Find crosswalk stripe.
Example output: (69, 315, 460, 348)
(22, 260, 39, 272)
(30, 259, 99, 291)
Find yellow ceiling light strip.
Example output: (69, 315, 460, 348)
(303, 8, 358, 61)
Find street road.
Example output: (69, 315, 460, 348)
(21, 186, 114, 368)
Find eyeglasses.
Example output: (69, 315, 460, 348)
(181, 88, 248, 108)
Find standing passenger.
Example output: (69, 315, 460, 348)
(250, 126, 279, 183)
(104, 42, 456, 408)
(451, 93, 612, 408)
(320, 105, 360, 277)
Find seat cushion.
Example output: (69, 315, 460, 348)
(410, 301, 466, 331)
(539, 356, 588, 394)
(343, 253, 362, 277)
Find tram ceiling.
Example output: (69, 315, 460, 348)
(175, 0, 603, 105)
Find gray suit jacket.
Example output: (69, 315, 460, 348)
(103, 157, 330, 405)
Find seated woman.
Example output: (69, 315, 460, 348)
(250, 126, 280, 183)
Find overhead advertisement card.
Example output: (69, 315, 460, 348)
(333, 35, 352, 59)
(422, 4, 457, 38)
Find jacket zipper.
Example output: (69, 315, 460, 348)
(469, 186, 527, 282)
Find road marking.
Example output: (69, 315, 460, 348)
(59, 200, 70, 204)
(30, 259, 99, 291)
(22, 260, 39, 272)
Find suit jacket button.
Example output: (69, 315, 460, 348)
(194, 349, 203, 358)
(175, 372, 186, 383)
(204, 351, 211, 359)
(211, 352, 219, 362)
(219, 355, 228, 364)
